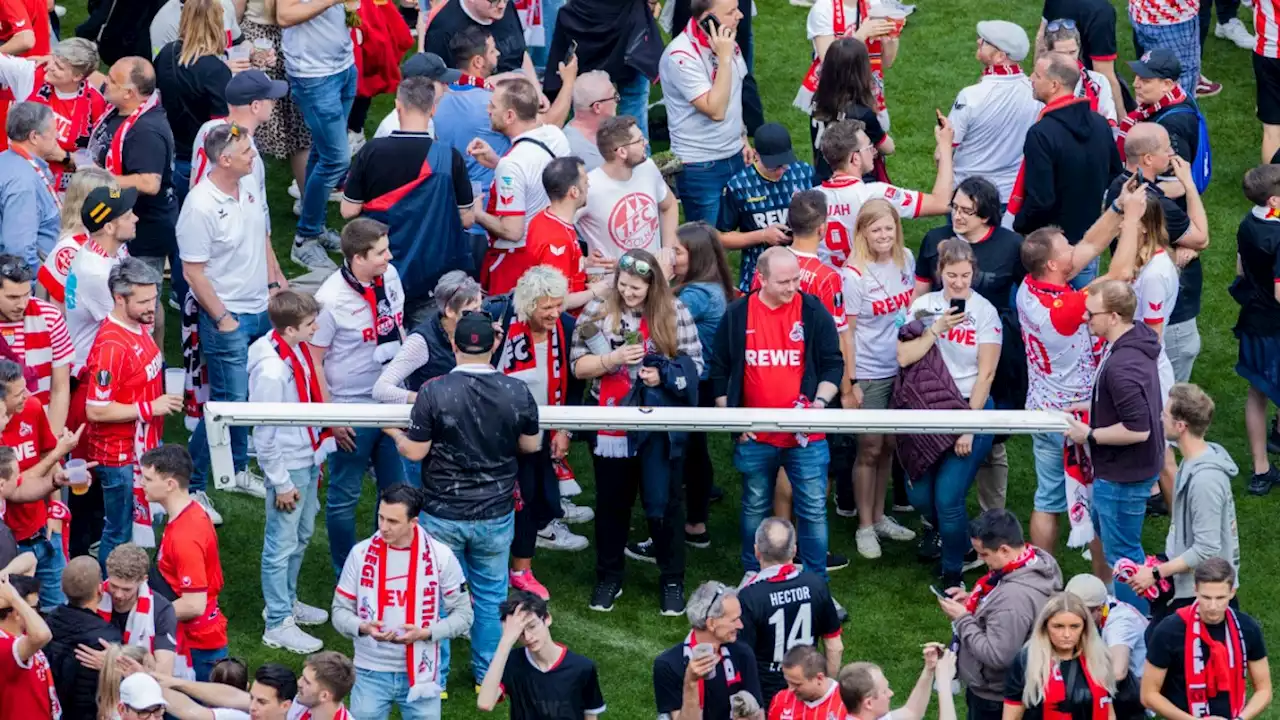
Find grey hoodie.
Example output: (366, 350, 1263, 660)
(1166, 442, 1241, 599)
(955, 547, 1063, 702)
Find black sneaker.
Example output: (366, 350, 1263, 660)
(1249, 467, 1279, 496)
(962, 548, 985, 573)
(1269, 416, 1280, 454)
(1146, 493, 1169, 516)
(660, 582, 686, 616)
(708, 484, 725, 503)
(624, 538, 658, 564)
(826, 552, 850, 572)
(588, 581, 622, 612)
(685, 530, 711, 549)
(917, 527, 941, 563)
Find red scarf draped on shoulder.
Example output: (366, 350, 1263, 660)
(1177, 601, 1247, 718)
(1043, 655, 1110, 720)
(1006, 96, 1091, 216)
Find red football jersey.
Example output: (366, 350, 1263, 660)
(743, 294, 825, 448)
(159, 502, 228, 649)
(751, 250, 847, 332)
(0, 631, 58, 720)
(0, 0, 50, 57)
(525, 208, 587, 293)
(83, 316, 162, 465)
(1, 396, 56, 540)
(768, 680, 846, 720)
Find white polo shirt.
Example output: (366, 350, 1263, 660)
(577, 159, 670, 261)
(949, 70, 1043, 202)
(313, 265, 405, 402)
(176, 174, 270, 315)
(658, 27, 746, 163)
(190, 119, 271, 232)
(490, 124, 570, 249)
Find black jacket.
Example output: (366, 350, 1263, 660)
(710, 292, 843, 408)
(45, 605, 123, 720)
(1013, 97, 1123, 244)
(1090, 323, 1165, 483)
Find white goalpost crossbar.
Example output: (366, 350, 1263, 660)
(203, 402, 1071, 489)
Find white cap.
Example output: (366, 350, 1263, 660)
(1064, 573, 1108, 608)
(120, 674, 168, 710)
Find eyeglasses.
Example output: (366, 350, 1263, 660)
(128, 706, 166, 719)
(949, 203, 977, 218)
(854, 144, 876, 155)
(1084, 308, 1114, 321)
(1046, 18, 1078, 32)
(590, 94, 621, 106)
(619, 254, 653, 277)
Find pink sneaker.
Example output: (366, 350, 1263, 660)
(509, 570, 550, 600)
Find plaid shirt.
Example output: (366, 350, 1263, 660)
(570, 296, 705, 396)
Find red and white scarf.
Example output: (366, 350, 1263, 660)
(1116, 84, 1186, 161)
(10, 144, 61, 210)
(99, 90, 162, 176)
(982, 63, 1022, 76)
(270, 331, 335, 464)
(97, 580, 156, 650)
(47, 500, 69, 559)
(355, 524, 442, 700)
(0, 627, 61, 719)
(1077, 62, 1103, 115)
(1044, 655, 1110, 720)
(12, 298, 54, 403)
(677, 18, 741, 84)
(36, 232, 89, 304)
(453, 75, 491, 89)
(299, 706, 352, 720)
(180, 290, 208, 432)
(1178, 602, 1247, 718)
(743, 563, 801, 587)
(498, 316, 567, 406)
(682, 630, 741, 709)
(1063, 409, 1095, 548)
(594, 316, 649, 458)
(966, 544, 1036, 613)
(1006, 96, 1091, 216)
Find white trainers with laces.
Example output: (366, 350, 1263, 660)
(855, 526, 882, 559)
(291, 238, 338, 271)
(560, 498, 594, 524)
(1216, 18, 1257, 49)
(536, 520, 589, 551)
(873, 516, 917, 542)
(219, 469, 267, 499)
(262, 617, 323, 655)
(191, 490, 223, 526)
(292, 600, 328, 626)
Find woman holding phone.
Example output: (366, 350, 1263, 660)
(570, 249, 704, 615)
(897, 239, 1001, 590)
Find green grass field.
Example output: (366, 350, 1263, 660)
(59, 0, 1280, 716)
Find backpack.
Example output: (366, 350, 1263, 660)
(1162, 103, 1212, 194)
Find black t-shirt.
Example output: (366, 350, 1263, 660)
(1147, 610, 1267, 718)
(736, 569, 842, 703)
(1103, 171, 1201, 323)
(1042, 0, 1117, 70)
(1003, 647, 1112, 719)
(810, 103, 884, 183)
(653, 639, 762, 718)
(153, 42, 231, 162)
(408, 366, 539, 521)
(1151, 103, 1201, 164)
(343, 132, 473, 207)
(917, 225, 1026, 320)
(1234, 211, 1280, 335)
(110, 592, 179, 654)
(88, 105, 179, 258)
(425, 0, 526, 75)
(501, 646, 606, 720)
(0, 520, 16, 570)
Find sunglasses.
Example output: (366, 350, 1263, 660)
(619, 255, 653, 277)
(0, 259, 30, 280)
(1046, 18, 1077, 32)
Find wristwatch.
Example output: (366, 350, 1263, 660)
(813, 397, 828, 409)
(1152, 565, 1162, 582)
(213, 310, 231, 326)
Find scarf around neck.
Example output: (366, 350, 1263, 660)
(100, 91, 162, 176)
(982, 63, 1023, 76)
(1116, 84, 1187, 159)
(270, 331, 335, 464)
(1006, 96, 1091, 215)
(966, 545, 1036, 613)
(595, 316, 650, 457)
(97, 580, 156, 650)
(1043, 654, 1110, 720)
(683, 630, 741, 709)
(1177, 601, 1247, 718)
(498, 315, 567, 406)
(340, 265, 402, 363)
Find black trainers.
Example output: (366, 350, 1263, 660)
(1249, 467, 1278, 496)
(685, 530, 711, 549)
(826, 552, 850, 572)
(660, 582, 686, 616)
(624, 538, 658, 564)
(588, 581, 622, 612)
(708, 485, 725, 503)
(917, 527, 941, 563)
(1146, 493, 1169, 516)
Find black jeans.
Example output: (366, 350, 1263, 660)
(683, 379, 716, 526)
(593, 455, 686, 586)
(966, 689, 1004, 720)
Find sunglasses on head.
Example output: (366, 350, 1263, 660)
(1046, 18, 1077, 32)
(462, 309, 494, 322)
(0, 259, 30, 280)
(619, 254, 653, 277)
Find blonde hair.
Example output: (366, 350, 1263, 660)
(178, 0, 226, 65)
(590, 249, 679, 358)
(61, 168, 116, 233)
(514, 265, 569, 322)
(851, 198, 908, 271)
(96, 645, 151, 720)
(1022, 593, 1115, 708)
(1135, 197, 1173, 272)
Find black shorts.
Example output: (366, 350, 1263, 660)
(1255, 53, 1280, 125)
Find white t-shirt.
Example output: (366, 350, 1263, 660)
(577, 160, 670, 261)
(313, 266, 405, 401)
(842, 249, 915, 380)
(818, 174, 923, 269)
(336, 534, 466, 673)
(1099, 598, 1148, 681)
(65, 240, 127, 372)
(908, 290, 1002, 398)
(1132, 250, 1179, 402)
(949, 72, 1043, 202)
(176, 175, 270, 314)
(1016, 278, 1098, 411)
(150, 0, 242, 57)
(490, 124, 571, 249)
(190, 119, 271, 232)
(508, 340, 549, 405)
(211, 710, 249, 720)
(658, 29, 746, 163)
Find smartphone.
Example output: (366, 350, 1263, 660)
(928, 585, 947, 600)
(782, 228, 795, 244)
(935, 108, 946, 128)
(699, 13, 720, 36)
(567, 39, 578, 62)
(949, 297, 966, 314)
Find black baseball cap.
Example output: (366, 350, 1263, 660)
(402, 52, 462, 84)
(1129, 49, 1181, 80)
(454, 311, 496, 354)
(755, 123, 797, 168)
(225, 69, 289, 105)
(82, 186, 138, 232)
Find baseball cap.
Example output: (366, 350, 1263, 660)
(225, 69, 289, 105)
(119, 673, 168, 711)
(754, 123, 797, 169)
(454, 311, 496, 354)
(1129, 48, 1182, 80)
(402, 53, 462, 84)
(976, 20, 1030, 62)
(81, 186, 138, 233)
(1064, 573, 1108, 608)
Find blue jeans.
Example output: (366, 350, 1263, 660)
(189, 646, 229, 682)
(733, 439, 830, 581)
(351, 668, 442, 720)
(173, 158, 192, 208)
(421, 512, 514, 685)
(262, 465, 322, 628)
(290, 65, 358, 238)
(676, 154, 745, 226)
(908, 406, 996, 577)
(326, 425, 409, 575)
(16, 532, 66, 610)
(617, 72, 651, 141)
(1070, 256, 1099, 290)
(189, 309, 272, 492)
(96, 464, 136, 576)
(1031, 432, 1069, 514)
(1091, 475, 1158, 614)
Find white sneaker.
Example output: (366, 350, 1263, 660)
(835, 505, 858, 518)
(292, 199, 302, 217)
(873, 516, 917, 542)
(788, 0, 815, 6)
(288, 180, 301, 199)
(291, 238, 338, 271)
(348, 130, 366, 158)
(855, 526, 882, 559)
(53, 4, 66, 17)
(191, 490, 223, 526)
(262, 617, 323, 654)
(293, 600, 328, 626)
(560, 498, 594, 524)
(314, 228, 343, 251)
(536, 520, 589, 551)
(1216, 18, 1257, 49)
(220, 469, 266, 499)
